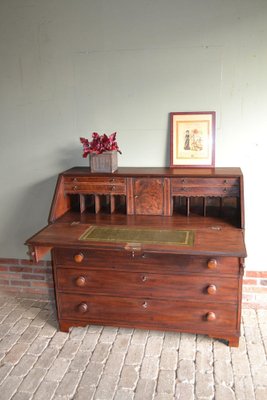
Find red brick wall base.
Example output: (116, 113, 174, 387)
(0, 258, 54, 300)
(243, 271, 267, 309)
(0, 257, 266, 308)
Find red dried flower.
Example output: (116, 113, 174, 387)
(80, 132, 122, 157)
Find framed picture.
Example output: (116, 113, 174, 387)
(170, 111, 216, 168)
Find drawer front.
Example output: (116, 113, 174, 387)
(171, 178, 239, 186)
(171, 186, 240, 197)
(64, 177, 126, 184)
(133, 178, 164, 215)
(171, 178, 240, 197)
(57, 293, 238, 332)
(64, 184, 126, 195)
(53, 248, 240, 276)
(64, 177, 126, 195)
(56, 268, 238, 302)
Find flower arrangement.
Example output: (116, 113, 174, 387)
(80, 132, 122, 158)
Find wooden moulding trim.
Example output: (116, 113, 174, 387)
(48, 175, 70, 223)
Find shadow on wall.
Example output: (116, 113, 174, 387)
(165, 114, 171, 167)
(2, 144, 83, 259)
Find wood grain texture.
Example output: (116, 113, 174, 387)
(56, 267, 239, 302)
(26, 221, 246, 257)
(57, 293, 238, 332)
(133, 178, 164, 215)
(26, 167, 246, 346)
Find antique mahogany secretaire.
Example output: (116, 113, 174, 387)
(26, 167, 246, 346)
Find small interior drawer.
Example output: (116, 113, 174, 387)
(171, 186, 240, 197)
(171, 178, 239, 187)
(64, 177, 126, 184)
(64, 176, 127, 195)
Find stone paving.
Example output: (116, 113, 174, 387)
(0, 294, 266, 400)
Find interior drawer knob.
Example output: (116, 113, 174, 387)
(207, 259, 217, 270)
(207, 284, 217, 295)
(78, 302, 88, 313)
(142, 301, 148, 309)
(206, 312, 216, 321)
(74, 253, 84, 263)
(75, 276, 86, 287)
(141, 275, 147, 282)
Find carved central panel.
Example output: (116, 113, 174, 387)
(133, 178, 164, 215)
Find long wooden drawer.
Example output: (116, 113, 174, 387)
(171, 186, 240, 197)
(171, 177, 240, 197)
(57, 293, 238, 332)
(56, 268, 238, 302)
(52, 248, 240, 276)
(64, 177, 126, 184)
(171, 178, 239, 186)
(64, 184, 126, 195)
(64, 177, 126, 195)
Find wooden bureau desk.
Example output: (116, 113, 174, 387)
(26, 167, 246, 346)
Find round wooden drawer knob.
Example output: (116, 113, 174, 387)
(206, 312, 216, 321)
(78, 302, 88, 313)
(207, 284, 217, 295)
(75, 276, 86, 287)
(74, 253, 84, 263)
(207, 259, 217, 270)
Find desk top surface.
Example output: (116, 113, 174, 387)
(26, 214, 246, 258)
(62, 167, 243, 178)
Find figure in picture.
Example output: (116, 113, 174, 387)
(184, 130, 190, 150)
(190, 129, 203, 151)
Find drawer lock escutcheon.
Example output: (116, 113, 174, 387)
(142, 301, 148, 309)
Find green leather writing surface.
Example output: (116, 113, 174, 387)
(79, 225, 194, 246)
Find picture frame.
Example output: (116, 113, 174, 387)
(170, 111, 216, 168)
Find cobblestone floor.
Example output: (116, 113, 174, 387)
(0, 294, 266, 400)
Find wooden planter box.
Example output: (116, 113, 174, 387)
(90, 151, 118, 173)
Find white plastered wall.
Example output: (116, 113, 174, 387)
(0, 0, 266, 270)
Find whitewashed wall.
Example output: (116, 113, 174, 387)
(0, 0, 266, 270)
